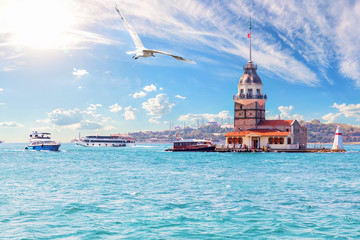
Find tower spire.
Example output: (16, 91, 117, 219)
(248, 15, 252, 62)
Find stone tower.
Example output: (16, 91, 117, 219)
(233, 17, 267, 132)
(233, 61, 266, 131)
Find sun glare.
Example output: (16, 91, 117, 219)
(2, 0, 77, 49)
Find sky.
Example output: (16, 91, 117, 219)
(1, 0, 360, 142)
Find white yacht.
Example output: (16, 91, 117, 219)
(76, 135, 127, 147)
(25, 131, 61, 151)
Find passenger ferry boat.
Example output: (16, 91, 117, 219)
(124, 137, 136, 146)
(166, 139, 216, 152)
(76, 135, 127, 147)
(25, 131, 61, 151)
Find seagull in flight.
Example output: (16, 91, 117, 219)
(115, 6, 196, 64)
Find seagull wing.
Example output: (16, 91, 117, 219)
(115, 6, 144, 49)
(145, 49, 196, 64)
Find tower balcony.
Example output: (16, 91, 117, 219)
(233, 93, 267, 100)
(243, 63, 257, 70)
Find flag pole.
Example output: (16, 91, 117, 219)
(249, 15, 252, 62)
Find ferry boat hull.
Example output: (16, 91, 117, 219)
(166, 139, 216, 152)
(26, 144, 61, 151)
(76, 142, 126, 147)
(169, 146, 216, 152)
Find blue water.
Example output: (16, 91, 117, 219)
(1, 143, 359, 239)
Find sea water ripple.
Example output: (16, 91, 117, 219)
(0, 143, 360, 239)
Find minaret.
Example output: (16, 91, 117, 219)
(233, 17, 267, 131)
(332, 126, 344, 150)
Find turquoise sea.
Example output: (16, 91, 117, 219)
(0, 143, 359, 239)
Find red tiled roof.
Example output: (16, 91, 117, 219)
(224, 129, 291, 137)
(258, 120, 294, 126)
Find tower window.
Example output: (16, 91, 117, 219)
(248, 89, 253, 95)
(240, 89, 244, 95)
(256, 89, 260, 95)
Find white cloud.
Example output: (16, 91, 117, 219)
(131, 84, 158, 98)
(178, 111, 231, 127)
(278, 106, 293, 119)
(332, 103, 360, 120)
(322, 112, 342, 124)
(175, 95, 186, 99)
(109, 103, 122, 113)
(0, 121, 23, 128)
(334, 1, 360, 86)
(142, 94, 175, 116)
(149, 116, 162, 124)
(0, 88, 3, 92)
(143, 84, 157, 92)
(87, 104, 102, 111)
(72, 68, 88, 78)
(104, 125, 116, 131)
(322, 103, 360, 123)
(124, 106, 138, 120)
(132, 91, 147, 98)
(42, 107, 110, 130)
(78, 121, 103, 130)
(278, 106, 304, 120)
(46, 108, 83, 126)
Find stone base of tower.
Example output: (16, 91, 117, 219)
(234, 101, 265, 132)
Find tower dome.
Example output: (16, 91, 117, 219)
(239, 62, 262, 84)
